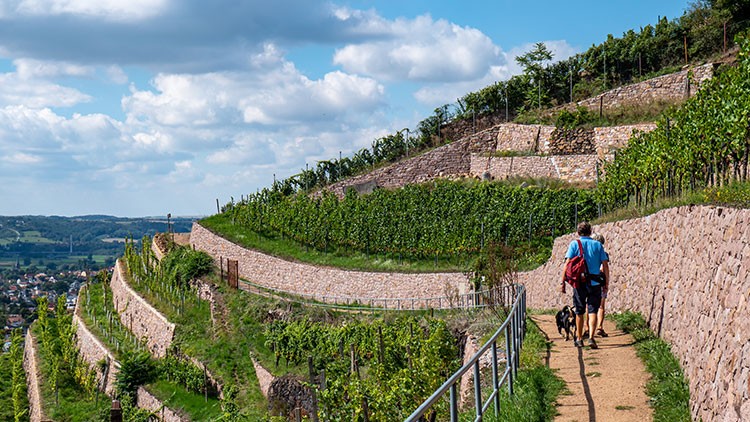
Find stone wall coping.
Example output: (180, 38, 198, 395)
(24, 330, 46, 422)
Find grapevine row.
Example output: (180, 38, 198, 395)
(265, 316, 459, 421)
(226, 180, 598, 260)
(599, 35, 750, 209)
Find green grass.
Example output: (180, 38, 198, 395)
(121, 270, 270, 419)
(145, 380, 222, 420)
(493, 318, 564, 421)
(465, 317, 564, 422)
(610, 312, 691, 422)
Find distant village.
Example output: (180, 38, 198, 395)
(1, 268, 101, 352)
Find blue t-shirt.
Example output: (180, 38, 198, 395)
(565, 236, 609, 286)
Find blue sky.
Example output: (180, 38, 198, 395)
(0, 0, 690, 217)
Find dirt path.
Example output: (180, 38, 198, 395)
(532, 314, 652, 422)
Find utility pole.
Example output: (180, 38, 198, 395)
(505, 88, 509, 122)
(569, 64, 573, 103)
(684, 34, 688, 64)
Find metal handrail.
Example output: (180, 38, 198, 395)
(405, 283, 526, 421)
(238, 278, 510, 311)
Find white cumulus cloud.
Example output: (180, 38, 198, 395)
(333, 14, 501, 83)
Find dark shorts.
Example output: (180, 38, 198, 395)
(573, 283, 602, 315)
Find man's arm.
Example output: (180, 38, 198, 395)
(601, 260, 610, 286)
(560, 258, 569, 293)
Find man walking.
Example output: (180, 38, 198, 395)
(560, 222, 609, 348)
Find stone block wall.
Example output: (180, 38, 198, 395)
(110, 260, 175, 358)
(594, 124, 656, 157)
(471, 155, 557, 180)
(548, 128, 596, 155)
(74, 291, 120, 396)
(324, 124, 502, 197)
(494, 124, 554, 154)
(137, 387, 187, 422)
(471, 154, 604, 184)
(23, 331, 46, 422)
(324, 119, 656, 194)
(190, 223, 471, 306)
(574, 63, 715, 113)
(518, 205, 750, 421)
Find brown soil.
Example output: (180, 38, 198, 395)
(532, 314, 653, 422)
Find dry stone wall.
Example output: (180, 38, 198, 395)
(190, 223, 471, 305)
(573, 63, 715, 113)
(471, 154, 605, 184)
(110, 260, 175, 358)
(494, 124, 554, 154)
(518, 205, 750, 422)
(471, 123, 654, 183)
(594, 124, 656, 157)
(73, 301, 120, 396)
(324, 125, 501, 197)
(23, 331, 46, 422)
(548, 128, 596, 155)
(325, 120, 656, 195)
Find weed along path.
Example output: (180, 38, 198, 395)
(532, 314, 652, 422)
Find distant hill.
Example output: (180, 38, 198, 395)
(0, 215, 197, 271)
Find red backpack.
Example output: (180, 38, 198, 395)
(564, 239, 589, 289)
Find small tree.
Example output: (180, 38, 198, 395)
(515, 42, 554, 111)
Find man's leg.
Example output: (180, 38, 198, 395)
(596, 297, 607, 333)
(586, 284, 602, 348)
(588, 312, 598, 340)
(576, 314, 586, 340)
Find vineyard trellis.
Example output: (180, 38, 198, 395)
(224, 180, 598, 263)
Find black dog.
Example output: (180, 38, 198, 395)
(555, 305, 576, 341)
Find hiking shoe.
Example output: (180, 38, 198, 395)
(586, 338, 598, 349)
(573, 339, 583, 348)
(596, 328, 609, 338)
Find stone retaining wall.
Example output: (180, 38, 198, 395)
(594, 124, 656, 157)
(470, 154, 605, 184)
(73, 310, 120, 396)
(137, 387, 187, 422)
(190, 223, 471, 304)
(324, 125, 501, 197)
(110, 260, 175, 358)
(573, 63, 715, 113)
(518, 205, 750, 421)
(23, 331, 46, 422)
(325, 120, 657, 194)
(494, 124, 554, 154)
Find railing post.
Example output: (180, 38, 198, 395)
(450, 383, 459, 422)
(513, 306, 520, 376)
(492, 341, 500, 414)
(506, 324, 514, 397)
(474, 360, 482, 420)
